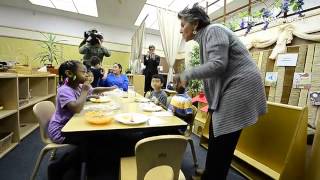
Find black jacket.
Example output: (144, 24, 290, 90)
(143, 54, 160, 75)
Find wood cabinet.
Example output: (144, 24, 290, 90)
(0, 73, 56, 158)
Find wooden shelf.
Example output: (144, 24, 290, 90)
(0, 110, 17, 119)
(233, 150, 280, 179)
(202, 132, 209, 139)
(19, 94, 55, 110)
(0, 143, 18, 159)
(18, 73, 55, 78)
(19, 123, 39, 140)
(231, 157, 271, 180)
(0, 74, 56, 158)
(195, 117, 206, 124)
(200, 142, 208, 149)
(0, 73, 17, 78)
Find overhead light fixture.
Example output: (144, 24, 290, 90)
(29, 0, 54, 8)
(28, 0, 98, 17)
(73, 0, 98, 17)
(50, 0, 77, 13)
(135, 0, 235, 30)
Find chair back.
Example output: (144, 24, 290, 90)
(33, 101, 55, 144)
(135, 135, 187, 180)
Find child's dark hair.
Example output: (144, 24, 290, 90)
(91, 56, 101, 66)
(87, 70, 93, 75)
(114, 63, 122, 73)
(176, 82, 188, 94)
(152, 74, 164, 84)
(58, 60, 81, 85)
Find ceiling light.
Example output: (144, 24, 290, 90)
(73, 0, 98, 17)
(50, 0, 77, 13)
(29, 0, 54, 8)
(28, 0, 98, 17)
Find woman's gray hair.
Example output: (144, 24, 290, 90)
(178, 3, 210, 31)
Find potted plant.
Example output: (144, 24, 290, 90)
(34, 33, 64, 74)
(188, 45, 203, 97)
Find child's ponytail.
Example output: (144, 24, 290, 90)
(58, 60, 80, 86)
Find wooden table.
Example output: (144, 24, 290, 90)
(62, 95, 187, 135)
(61, 93, 187, 180)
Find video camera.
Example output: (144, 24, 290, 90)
(84, 29, 103, 45)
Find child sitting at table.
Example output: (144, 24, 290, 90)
(89, 56, 104, 88)
(168, 82, 193, 124)
(48, 60, 115, 144)
(145, 74, 167, 107)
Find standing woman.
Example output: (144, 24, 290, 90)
(143, 45, 160, 93)
(176, 4, 267, 180)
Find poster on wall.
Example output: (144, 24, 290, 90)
(276, 53, 299, 67)
(292, 73, 311, 89)
(265, 72, 278, 87)
(310, 92, 320, 106)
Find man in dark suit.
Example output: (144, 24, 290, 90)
(143, 45, 160, 93)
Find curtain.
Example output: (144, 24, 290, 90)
(131, 19, 146, 74)
(157, 9, 182, 86)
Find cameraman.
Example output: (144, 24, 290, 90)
(79, 28, 111, 69)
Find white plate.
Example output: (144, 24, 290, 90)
(114, 113, 149, 125)
(134, 98, 150, 103)
(141, 103, 163, 112)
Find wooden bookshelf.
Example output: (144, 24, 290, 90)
(0, 74, 56, 158)
(0, 143, 18, 159)
(0, 110, 17, 119)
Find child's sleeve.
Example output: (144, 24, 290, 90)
(59, 88, 77, 109)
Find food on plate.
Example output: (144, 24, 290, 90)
(89, 96, 111, 103)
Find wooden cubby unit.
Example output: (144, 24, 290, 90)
(0, 73, 56, 158)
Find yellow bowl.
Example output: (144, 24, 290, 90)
(86, 116, 113, 125)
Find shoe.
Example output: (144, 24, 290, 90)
(192, 175, 201, 180)
(195, 168, 204, 176)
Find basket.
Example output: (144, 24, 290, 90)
(15, 65, 32, 74)
(0, 132, 13, 154)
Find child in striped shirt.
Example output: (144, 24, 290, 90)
(168, 82, 193, 123)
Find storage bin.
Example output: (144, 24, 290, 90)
(0, 132, 13, 154)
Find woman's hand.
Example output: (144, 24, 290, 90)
(174, 74, 187, 88)
(102, 72, 108, 80)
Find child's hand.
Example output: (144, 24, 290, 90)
(110, 85, 117, 90)
(82, 81, 91, 92)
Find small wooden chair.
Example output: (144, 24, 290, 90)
(31, 101, 71, 180)
(120, 135, 188, 180)
(183, 105, 199, 168)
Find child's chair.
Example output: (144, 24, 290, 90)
(183, 105, 198, 168)
(31, 101, 71, 180)
(120, 135, 188, 180)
